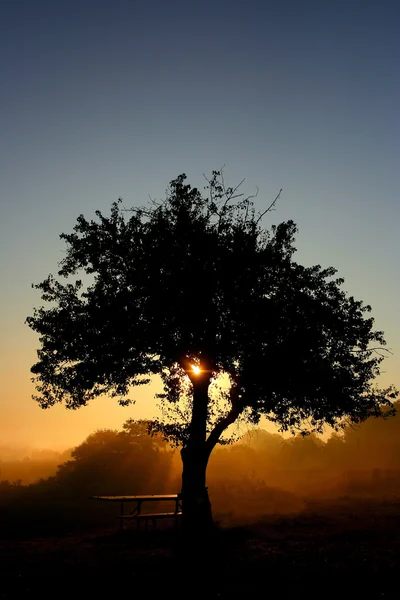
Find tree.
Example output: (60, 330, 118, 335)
(55, 420, 173, 495)
(26, 170, 397, 532)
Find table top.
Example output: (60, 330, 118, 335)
(90, 494, 180, 502)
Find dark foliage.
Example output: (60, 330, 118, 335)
(27, 170, 397, 446)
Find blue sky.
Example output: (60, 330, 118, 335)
(0, 0, 399, 448)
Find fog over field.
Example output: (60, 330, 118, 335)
(2, 403, 400, 533)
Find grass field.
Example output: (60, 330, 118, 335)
(1, 496, 399, 599)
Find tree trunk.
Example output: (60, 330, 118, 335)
(181, 445, 212, 532)
(180, 375, 214, 535)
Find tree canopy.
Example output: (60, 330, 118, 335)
(27, 170, 397, 448)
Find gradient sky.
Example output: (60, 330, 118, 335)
(1, 0, 399, 449)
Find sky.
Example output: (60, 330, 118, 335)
(0, 0, 399, 450)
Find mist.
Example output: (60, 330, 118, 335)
(1, 403, 400, 537)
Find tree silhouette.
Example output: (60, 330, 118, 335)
(26, 170, 397, 532)
(55, 420, 173, 495)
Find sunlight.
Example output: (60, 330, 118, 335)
(191, 365, 201, 375)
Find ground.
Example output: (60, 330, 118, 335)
(1, 497, 399, 599)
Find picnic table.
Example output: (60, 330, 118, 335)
(90, 494, 182, 530)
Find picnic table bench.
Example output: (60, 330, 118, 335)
(90, 494, 182, 530)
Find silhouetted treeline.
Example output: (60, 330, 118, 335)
(1, 405, 400, 536)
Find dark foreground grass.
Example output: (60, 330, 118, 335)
(1, 497, 400, 599)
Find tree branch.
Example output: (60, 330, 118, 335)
(350, 347, 393, 358)
(205, 407, 240, 457)
(205, 378, 243, 456)
(255, 188, 282, 224)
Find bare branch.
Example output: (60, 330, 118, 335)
(255, 188, 282, 224)
(350, 347, 393, 358)
(222, 179, 246, 209)
(244, 199, 250, 223)
(242, 187, 259, 205)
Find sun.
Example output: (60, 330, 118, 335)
(191, 365, 201, 375)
